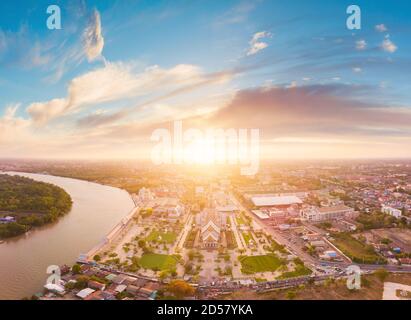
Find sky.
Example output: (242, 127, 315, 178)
(0, 0, 410, 160)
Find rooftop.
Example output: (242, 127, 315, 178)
(251, 195, 302, 207)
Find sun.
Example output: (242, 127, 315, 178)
(184, 138, 216, 164)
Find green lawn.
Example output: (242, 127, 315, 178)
(139, 253, 178, 271)
(331, 233, 385, 264)
(236, 216, 246, 225)
(278, 264, 312, 279)
(239, 254, 284, 274)
(242, 232, 252, 245)
(146, 230, 177, 244)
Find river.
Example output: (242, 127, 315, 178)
(0, 172, 135, 300)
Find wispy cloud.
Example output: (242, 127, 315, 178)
(355, 39, 367, 50)
(84, 9, 105, 62)
(26, 62, 219, 125)
(0, 26, 51, 69)
(246, 31, 271, 56)
(381, 37, 398, 53)
(0, 103, 31, 142)
(214, 1, 257, 26)
(375, 24, 388, 32)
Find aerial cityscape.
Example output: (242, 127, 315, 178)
(0, 0, 411, 305)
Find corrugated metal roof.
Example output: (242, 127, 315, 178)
(251, 195, 302, 206)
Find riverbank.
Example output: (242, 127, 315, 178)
(0, 172, 134, 300)
(0, 174, 72, 240)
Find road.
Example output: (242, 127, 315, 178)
(229, 192, 411, 274)
(229, 192, 317, 266)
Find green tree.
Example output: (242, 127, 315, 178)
(166, 280, 195, 299)
(71, 264, 82, 274)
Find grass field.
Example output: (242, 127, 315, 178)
(146, 230, 177, 244)
(242, 232, 252, 245)
(331, 233, 385, 264)
(139, 253, 178, 271)
(278, 262, 312, 279)
(239, 254, 284, 274)
(236, 216, 246, 225)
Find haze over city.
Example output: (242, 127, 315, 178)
(1, 1, 411, 308)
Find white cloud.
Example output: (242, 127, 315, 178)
(27, 98, 67, 125)
(0, 104, 31, 142)
(352, 67, 362, 73)
(375, 24, 388, 32)
(84, 10, 105, 62)
(287, 81, 297, 88)
(26, 62, 210, 124)
(356, 39, 367, 50)
(246, 31, 271, 56)
(381, 38, 398, 53)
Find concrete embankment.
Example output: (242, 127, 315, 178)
(82, 206, 139, 261)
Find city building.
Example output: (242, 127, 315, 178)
(197, 209, 226, 249)
(301, 205, 353, 222)
(251, 195, 303, 208)
(381, 205, 402, 218)
(138, 187, 154, 202)
(0, 216, 16, 224)
(76, 288, 95, 299)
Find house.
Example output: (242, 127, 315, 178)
(84, 290, 105, 300)
(100, 291, 116, 300)
(76, 288, 95, 299)
(0, 216, 16, 224)
(115, 284, 127, 293)
(138, 282, 160, 299)
(112, 274, 127, 285)
(126, 284, 140, 296)
(105, 273, 117, 282)
(148, 197, 184, 218)
(399, 258, 411, 266)
(88, 280, 106, 291)
(59, 264, 71, 275)
(132, 278, 148, 288)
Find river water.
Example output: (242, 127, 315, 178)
(0, 172, 135, 300)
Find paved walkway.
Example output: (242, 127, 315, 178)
(173, 214, 192, 252)
(229, 215, 244, 250)
(382, 282, 411, 300)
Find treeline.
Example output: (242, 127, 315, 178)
(356, 212, 409, 230)
(0, 174, 72, 239)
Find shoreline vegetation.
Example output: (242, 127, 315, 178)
(0, 174, 72, 239)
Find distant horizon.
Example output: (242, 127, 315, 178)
(1, 156, 411, 162)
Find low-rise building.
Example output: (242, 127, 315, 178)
(76, 288, 95, 299)
(301, 205, 353, 222)
(251, 195, 302, 208)
(381, 205, 402, 218)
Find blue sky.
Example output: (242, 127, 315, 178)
(0, 0, 410, 159)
